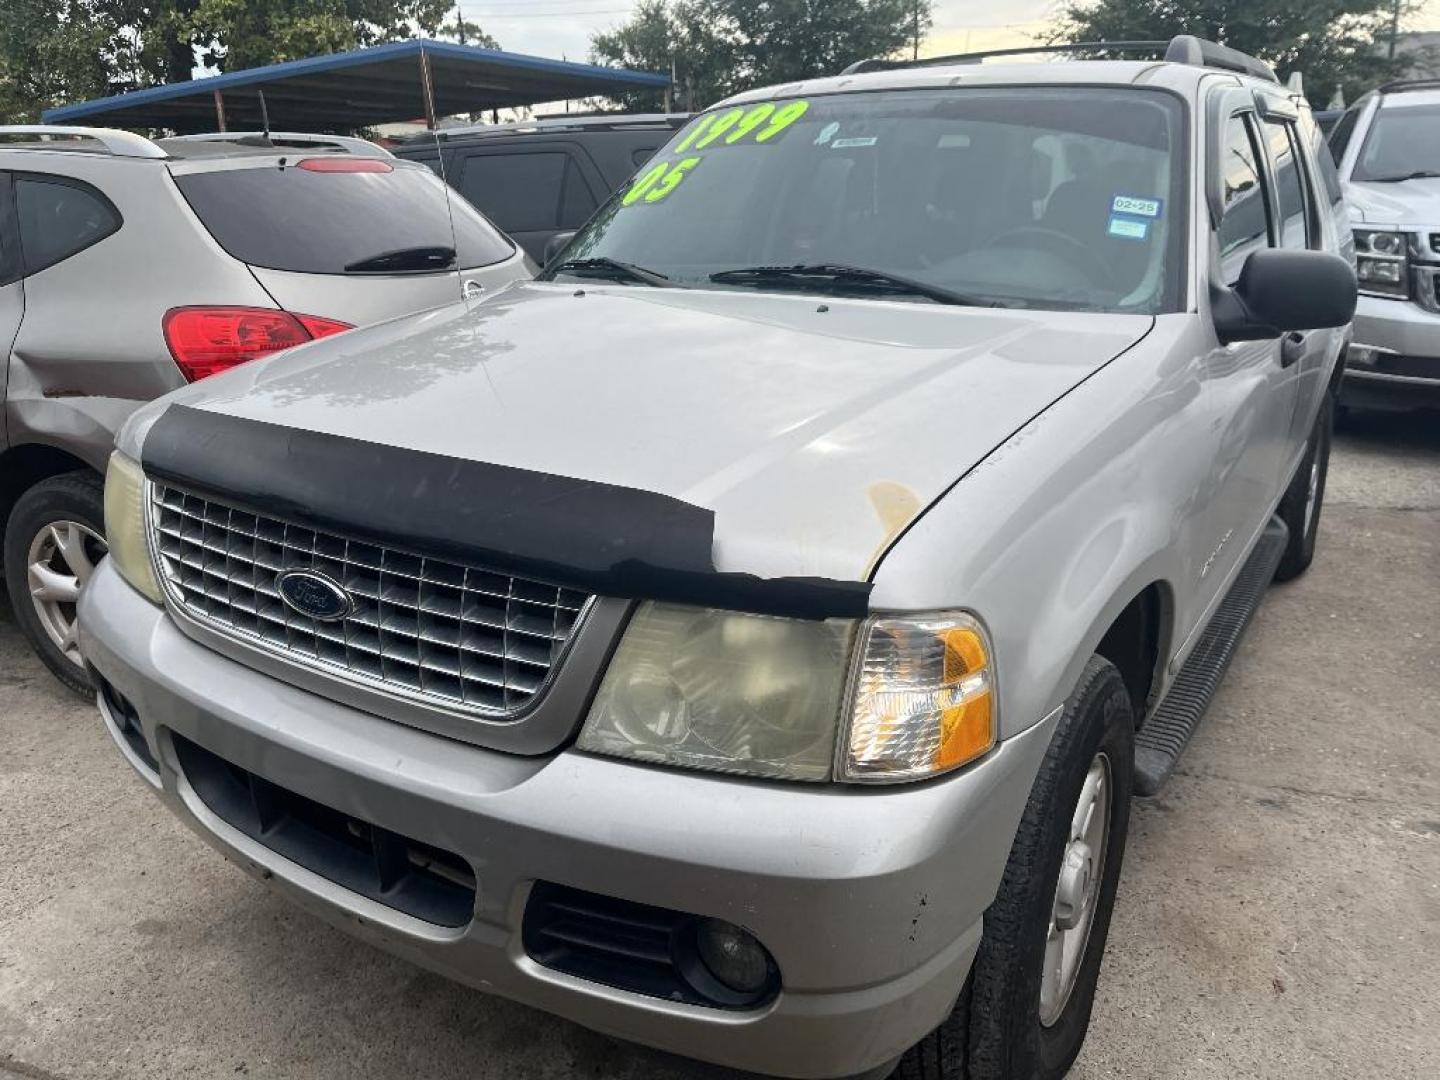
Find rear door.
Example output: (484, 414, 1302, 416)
(450, 141, 605, 261)
(0, 172, 22, 440)
(169, 158, 530, 327)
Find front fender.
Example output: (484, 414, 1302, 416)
(870, 316, 1209, 741)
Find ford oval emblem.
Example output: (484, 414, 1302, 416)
(276, 569, 353, 623)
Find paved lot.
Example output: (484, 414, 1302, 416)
(2, 411, 1437, 1080)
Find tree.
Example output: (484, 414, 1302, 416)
(1053, 0, 1421, 107)
(591, 0, 933, 112)
(0, 0, 499, 122)
(0, 1, 132, 121)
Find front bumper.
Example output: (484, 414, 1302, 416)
(79, 562, 1057, 1079)
(1345, 293, 1440, 405)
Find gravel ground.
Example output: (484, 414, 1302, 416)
(1, 409, 1437, 1080)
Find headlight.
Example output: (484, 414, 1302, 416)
(579, 603, 852, 781)
(1353, 229, 1409, 298)
(578, 604, 997, 784)
(103, 452, 163, 604)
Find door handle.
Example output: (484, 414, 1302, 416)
(462, 279, 484, 300)
(1279, 331, 1307, 368)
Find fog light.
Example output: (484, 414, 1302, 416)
(695, 918, 773, 995)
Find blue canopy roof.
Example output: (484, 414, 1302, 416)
(42, 39, 670, 132)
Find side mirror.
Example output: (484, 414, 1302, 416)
(543, 230, 577, 268)
(1213, 249, 1357, 344)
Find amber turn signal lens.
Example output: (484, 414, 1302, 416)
(842, 614, 996, 782)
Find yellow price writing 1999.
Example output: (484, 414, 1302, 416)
(672, 99, 810, 154)
(625, 100, 811, 207)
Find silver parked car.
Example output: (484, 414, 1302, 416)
(1328, 79, 1440, 407)
(80, 38, 1355, 1080)
(0, 127, 531, 691)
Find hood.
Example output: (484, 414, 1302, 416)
(1345, 177, 1440, 225)
(138, 283, 1152, 585)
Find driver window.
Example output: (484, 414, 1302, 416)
(1216, 113, 1272, 285)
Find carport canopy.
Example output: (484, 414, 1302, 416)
(40, 39, 671, 133)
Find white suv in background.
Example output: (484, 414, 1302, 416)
(1329, 80, 1440, 407)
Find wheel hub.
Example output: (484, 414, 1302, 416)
(1039, 752, 1111, 1028)
(27, 520, 107, 669)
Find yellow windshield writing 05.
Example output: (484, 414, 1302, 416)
(622, 99, 811, 206)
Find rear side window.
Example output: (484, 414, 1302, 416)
(174, 160, 513, 274)
(458, 151, 598, 232)
(15, 175, 120, 276)
(1300, 110, 1344, 206)
(1262, 119, 1308, 249)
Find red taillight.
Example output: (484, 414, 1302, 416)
(296, 157, 392, 173)
(162, 306, 353, 382)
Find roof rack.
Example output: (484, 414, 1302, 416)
(841, 33, 1278, 84)
(421, 112, 691, 143)
(162, 131, 393, 158)
(1163, 35, 1276, 83)
(1377, 77, 1440, 93)
(841, 40, 1167, 75)
(0, 125, 167, 159)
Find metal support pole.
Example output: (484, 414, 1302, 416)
(213, 90, 226, 132)
(419, 48, 438, 130)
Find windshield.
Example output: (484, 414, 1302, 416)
(547, 87, 1185, 314)
(1352, 102, 1440, 181)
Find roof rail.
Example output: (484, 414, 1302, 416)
(0, 125, 166, 159)
(1163, 35, 1277, 83)
(1377, 77, 1440, 93)
(841, 40, 1167, 75)
(163, 131, 393, 158)
(841, 34, 1278, 84)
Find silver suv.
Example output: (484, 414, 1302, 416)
(0, 127, 530, 691)
(79, 38, 1355, 1080)
(1328, 79, 1440, 406)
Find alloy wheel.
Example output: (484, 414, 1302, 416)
(27, 520, 108, 668)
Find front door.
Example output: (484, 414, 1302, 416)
(1192, 108, 1300, 619)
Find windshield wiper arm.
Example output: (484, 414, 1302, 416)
(709, 263, 997, 306)
(1366, 169, 1440, 183)
(548, 257, 683, 288)
(344, 245, 456, 273)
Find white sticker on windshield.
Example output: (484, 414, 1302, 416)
(814, 122, 840, 146)
(832, 136, 877, 148)
(1112, 194, 1163, 218)
(1107, 216, 1149, 241)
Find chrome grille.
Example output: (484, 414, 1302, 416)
(1430, 233, 1440, 256)
(148, 483, 591, 717)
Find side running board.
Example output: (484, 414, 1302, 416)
(1133, 516, 1289, 796)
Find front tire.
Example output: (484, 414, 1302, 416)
(3, 471, 107, 696)
(898, 656, 1134, 1080)
(1274, 391, 1333, 582)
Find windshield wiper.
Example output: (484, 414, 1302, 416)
(548, 257, 683, 288)
(344, 245, 455, 273)
(708, 263, 998, 306)
(1365, 169, 1440, 183)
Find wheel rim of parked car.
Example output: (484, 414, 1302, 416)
(27, 520, 108, 668)
(1039, 751, 1111, 1027)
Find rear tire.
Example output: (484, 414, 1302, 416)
(3, 471, 107, 697)
(1274, 391, 1333, 582)
(897, 657, 1134, 1080)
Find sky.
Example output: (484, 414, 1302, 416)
(471, 0, 1052, 63)
(467, 0, 1435, 66)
